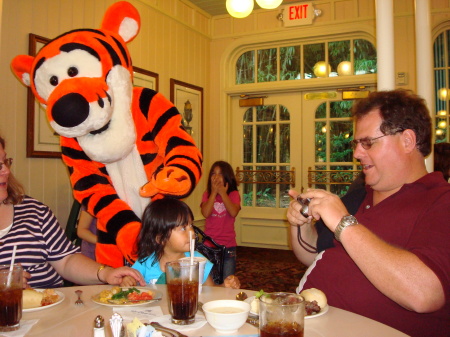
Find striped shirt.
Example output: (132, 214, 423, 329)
(0, 196, 80, 288)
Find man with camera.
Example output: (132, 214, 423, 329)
(287, 89, 449, 337)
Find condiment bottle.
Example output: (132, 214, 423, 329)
(93, 315, 105, 337)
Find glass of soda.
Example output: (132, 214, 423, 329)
(0, 264, 23, 332)
(259, 292, 305, 337)
(166, 261, 199, 325)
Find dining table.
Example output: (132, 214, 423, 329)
(17, 284, 410, 337)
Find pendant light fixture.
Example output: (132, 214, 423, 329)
(256, 0, 283, 9)
(226, 0, 254, 18)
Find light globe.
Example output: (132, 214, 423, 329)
(438, 88, 448, 100)
(226, 0, 254, 18)
(337, 61, 352, 76)
(256, 0, 283, 9)
(313, 61, 331, 78)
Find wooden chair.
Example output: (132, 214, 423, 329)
(193, 226, 226, 284)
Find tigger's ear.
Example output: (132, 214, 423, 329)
(10, 55, 34, 87)
(101, 1, 140, 43)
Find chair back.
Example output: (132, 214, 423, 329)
(193, 226, 226, 284)
(65, 200, 82, 247)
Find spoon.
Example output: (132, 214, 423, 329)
(236, 291, 248, 301)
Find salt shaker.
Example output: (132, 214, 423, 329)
(110, 313, 123, 337)
(93, 315, 105, 337)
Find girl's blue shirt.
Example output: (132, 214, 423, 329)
(132, 251, 213, 285)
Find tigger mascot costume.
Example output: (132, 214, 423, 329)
(10, 1, 202, 267)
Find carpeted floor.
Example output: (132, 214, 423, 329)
(235, 246, 307, 293)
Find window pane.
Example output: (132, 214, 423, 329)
(243, 125, 253, 163)
(435, 69, 447, 114)
(447, 30, 450, 67)
(434, 33, 445, 68)
(243, 108, 253, 122)
(354, 39, 377, 74)
(257, 125, 276, 163)
(257, 105, 276, 122)
(315, 102, 326, 119)
(435, 116, 448, 141)
(328, 40, 350, 76)
(257, 48, 277, 82)
(280, 46, 301, 80)
(330, 101, 353, 118)
(279, 165, 291, 208)
(304, 43, 325, 79)
(315, 122, 326, 162)
(242, 165, 254, 207)
(236, 51, 255, 84)
(256, 166, 276, 207)
(330, 121, 353, 162)
(280, 105, 290, 121)
(280, 123, 290, 163)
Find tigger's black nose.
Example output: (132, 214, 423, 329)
(52, 93, 89, 128)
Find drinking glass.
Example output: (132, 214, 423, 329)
(259, 292, 305, 337)
(178, 256, 207, 294)
(0, 264, 23, 332)
(166, 261, 199, 325)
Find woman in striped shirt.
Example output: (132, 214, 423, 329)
(0, 135, 144, 288)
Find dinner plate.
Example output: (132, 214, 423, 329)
(244, 296, 329, 319)
(23, 290, 65, 312)
(92, 287, 163, 307)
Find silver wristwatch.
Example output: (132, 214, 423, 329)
(334, 215, 359, 242)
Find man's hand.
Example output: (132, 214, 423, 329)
(287, 189, 314, 227)
(301, 189, 349, 232)
(102, 266, 145, 286)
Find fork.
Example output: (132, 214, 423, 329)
(75, 290, 84, 306)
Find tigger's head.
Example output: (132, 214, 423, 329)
(10, 1, 140, 141)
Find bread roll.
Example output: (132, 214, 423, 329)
(300, 288, 327, 309)
(23, 289, 43, 309)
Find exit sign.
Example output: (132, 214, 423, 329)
(282, 2, 315, 27)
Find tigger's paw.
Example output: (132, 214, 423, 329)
(140, 167, 191, 198)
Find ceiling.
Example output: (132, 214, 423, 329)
(188, 0, 300, 17)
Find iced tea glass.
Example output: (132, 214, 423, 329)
(166, 261, 199, 325)
(0, 264, 23, 332)
(259, 292, 305, 337)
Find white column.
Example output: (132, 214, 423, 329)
(376, 0, 395, 90)
(415, 0, 434, 172)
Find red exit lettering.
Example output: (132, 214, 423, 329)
(288, 4, 309, 20)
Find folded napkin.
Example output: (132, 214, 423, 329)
(0, 320, 39, 337)
(113, 306, 164, 321)
(150, 314, 207, 331)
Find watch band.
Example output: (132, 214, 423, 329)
(334, 215, 359, 242)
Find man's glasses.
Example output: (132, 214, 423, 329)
(351, 129, 404, 150)
(0, 158, 13, 171)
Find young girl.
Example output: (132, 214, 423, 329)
(200, 161, 241, 281)
(76, 206, 97, 260)
(121, 198, 240, 288)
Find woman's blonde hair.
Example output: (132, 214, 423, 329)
(0, 135, 25, 205)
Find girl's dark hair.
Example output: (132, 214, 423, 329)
(206, 161, 238, 195)
(137, 198, 194, 264)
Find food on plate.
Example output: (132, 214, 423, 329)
(126, 317, 163, 337)
(300, 288, 327, 315)
(97, 287, 154, 304)
(23, 288, 60, 309)
(23, 289, 43, 309)
(250, 289, 267, 314)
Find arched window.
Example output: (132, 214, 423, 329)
(433, 30, 450, 142)
(236, 39, 376, 84)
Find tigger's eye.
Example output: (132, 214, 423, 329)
(67, 67, 78, 77)
(50, 76, 58, 86)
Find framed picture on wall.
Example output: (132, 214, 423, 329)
(133, 66, 159, 91)
(170, 79, 203, 152)
(26, 33, 61, 158)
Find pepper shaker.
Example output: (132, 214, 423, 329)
(93, 315, 105, 337)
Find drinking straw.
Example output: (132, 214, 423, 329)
(7, 245, 17, 286)
(189, 231, 194, 280)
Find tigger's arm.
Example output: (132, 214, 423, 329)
(134, 89, 203, 199)
(61, 137, 140, 266)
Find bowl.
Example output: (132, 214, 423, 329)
(202, 299, 250, 333)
